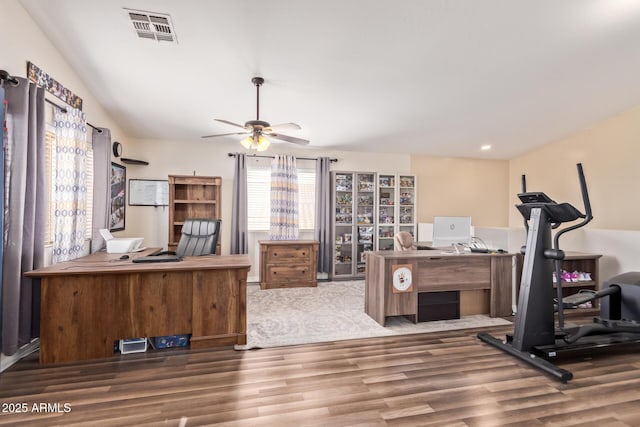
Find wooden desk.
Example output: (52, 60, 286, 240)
(25, 249, 251, 364)
(365, 250, 514, 326)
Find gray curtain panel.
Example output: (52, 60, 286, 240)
(315, 157, 332, 274)
(90, 128, 111, 253)
(230, 153, 248, 254)
(0, 86, 4, 341)
(2, 78, 46, 356)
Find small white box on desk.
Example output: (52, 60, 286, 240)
(99, 229, 144, 253)
(119, 338, 147, 354)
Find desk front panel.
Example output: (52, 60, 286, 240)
(416, 257, 491, 292)
(40, 272, 194, 363)
(36, 256, 250, 363)
(191, 269, 247, 348)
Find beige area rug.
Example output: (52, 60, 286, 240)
(237, 280, 511, 349)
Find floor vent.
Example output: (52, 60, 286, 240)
(124, 8, 178, 43)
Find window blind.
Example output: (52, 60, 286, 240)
(246, 164, 316, 231)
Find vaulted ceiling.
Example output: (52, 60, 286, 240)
(18, 0, 640, 159)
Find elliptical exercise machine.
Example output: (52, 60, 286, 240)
(478, 163, 640, 382)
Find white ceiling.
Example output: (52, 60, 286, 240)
(18, 0, 640, 159)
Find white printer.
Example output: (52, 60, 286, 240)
(99, 229, 144, 253)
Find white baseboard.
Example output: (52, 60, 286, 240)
(0, 339, 40, 372)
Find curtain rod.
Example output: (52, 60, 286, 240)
(1, 69, 103, 134)
(0, 69, 19, 86)
(45, 98, 103, 134)
(228, 152, 337, 162)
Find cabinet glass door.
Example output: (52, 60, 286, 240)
(398, 175, 416, 237)
(377, 174, 396, 251)
(333, 173, 354, 277)
(355, 173, 375, 274)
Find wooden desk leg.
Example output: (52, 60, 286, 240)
(190, 269, 248, 349)
(491, 256, 514, 317)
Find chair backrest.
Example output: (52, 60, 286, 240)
(394, 231, 415, 251)
(175, 218, 221, 257)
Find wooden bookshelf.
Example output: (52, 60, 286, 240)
(168, 175, 221, 254)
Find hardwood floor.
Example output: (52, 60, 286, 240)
(1, 320, 640, 426)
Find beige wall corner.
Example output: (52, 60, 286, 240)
(410, 156, 510, 227)
(508, 106, 640, 231)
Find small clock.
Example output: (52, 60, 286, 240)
(112, 141, 123, 158)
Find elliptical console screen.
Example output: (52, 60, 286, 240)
(518, 192, 555, 204)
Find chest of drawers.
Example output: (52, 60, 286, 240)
(259, 240, 319, 289)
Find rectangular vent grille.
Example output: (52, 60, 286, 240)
(124, 8, 177, 43)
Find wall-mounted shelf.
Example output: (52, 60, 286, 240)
(121, 158, 149, 165)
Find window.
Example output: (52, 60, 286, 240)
(44, 105, 94, 244)
(247, 163, 316, 231)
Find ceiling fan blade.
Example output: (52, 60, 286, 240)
(214, 119, 248, 129)
(201, 132, 248, 139)
(268, 133, 309, 145)
(265, 122, 302, 132)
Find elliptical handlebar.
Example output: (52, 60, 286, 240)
(521, 174, 529, 232)
(553, 163, 594, 332)
(576, 163, 593, 223)
(555, 163, 593, 246)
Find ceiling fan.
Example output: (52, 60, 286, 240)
(202, 77, 309, 151)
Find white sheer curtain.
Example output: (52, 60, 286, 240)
(269, 155, 298, 240)
(52, 107, 88, 263)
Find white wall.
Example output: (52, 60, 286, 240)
(2, 0, 129, 145)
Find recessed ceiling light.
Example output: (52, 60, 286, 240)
(481, 144, 492, 151)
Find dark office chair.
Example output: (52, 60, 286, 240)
(155, 218, 221, 257)
(176, 218, 221, 256)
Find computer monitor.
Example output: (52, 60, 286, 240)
(432, 216, 472, 248)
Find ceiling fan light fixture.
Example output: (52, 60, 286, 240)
(240, 134, 271, 151)
(256, 135, 270, 152)
(240, 136, 254, 149)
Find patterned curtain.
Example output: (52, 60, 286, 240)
(270, 155, 299, 240)
(52, 107, 88, 263)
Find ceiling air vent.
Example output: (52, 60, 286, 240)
(124, 8, 178, 43)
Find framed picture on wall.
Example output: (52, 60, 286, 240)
(110, 162, 126, 231)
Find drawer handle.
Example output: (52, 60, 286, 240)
(301, 252, 306, 256)
(273, 252, 278, 257)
